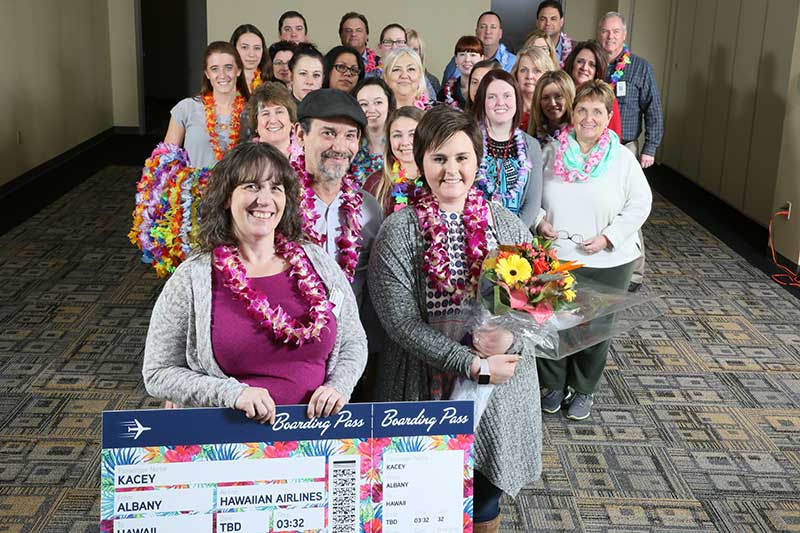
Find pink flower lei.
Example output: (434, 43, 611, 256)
(414, 93, 433, 110)
(364, 48, 380, 74)
(212, 234, 333, 346)
(291, 153, 363, 282)
(414, 187, 489, 304)
(476, 127, 531, 202)
(553, 126, 611, 183)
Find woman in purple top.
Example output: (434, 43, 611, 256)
(143, 143, 368, 423)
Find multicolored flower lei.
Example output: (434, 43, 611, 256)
(363, 48, 380, 74)
(350, 142, 384, 187)
(291, 153, 363, 283)
(553, 126, 611, 182)
(213, 235, 333, 346)
(414, 187, 489, 304)
(476, 128, 531, 203)
(202, 93, 246, 161)
(414, 93, 433, 111)
(249, 69, 262, 92)
(389, 161, 423, 212)
(129, 143, 211, 277)
(609, 46, 631, 87)
(442, 78, 461, 109)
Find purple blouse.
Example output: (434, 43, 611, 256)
(211, 268, 337, 405)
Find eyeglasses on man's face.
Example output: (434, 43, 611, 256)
(381, 39, 407, 47)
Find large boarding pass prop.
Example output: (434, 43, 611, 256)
(101, 401, 473, 532)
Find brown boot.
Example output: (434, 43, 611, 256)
(473, 515, 501, 533)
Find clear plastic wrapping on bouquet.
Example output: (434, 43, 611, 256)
(469, 275, 661, 360)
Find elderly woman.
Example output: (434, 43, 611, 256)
(536, 80, 651, 420)
(382, 47, 432, 110)
(368, 106, 542, 532)
(438, 36, 484, 110)
(512, 47, 557, 131)
(143, 142, 367, 422)
(363, 106, 424, 215)
(471, 69, 543, 228)
(564, 40, 622, 138)
(288, 43, 325, 103)
(528, 70, 575, 146)
(466, 59, 501, 111)
(245, 82, 296, 157)
(348, 78, 397, 185)
(267, 40, 297, 84)
(323, 45, 365, 93)
(230, 24, 268, 92)
(165, 41, 250, 169)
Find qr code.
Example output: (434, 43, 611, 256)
(330, 458, 358, 533)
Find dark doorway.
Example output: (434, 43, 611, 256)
(491, 0, 546, 53)
(138, 0, 208, 136)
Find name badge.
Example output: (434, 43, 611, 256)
(329, 288, 344, 317)
(616, 81, 626, 97)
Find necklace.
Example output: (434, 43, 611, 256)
(291, 154, 363, 282)
(213, 235, 332, 346)
(609, 46, 631, 87)
(476, 127, 531, 203)
(414, 187, 489, 304)
(202, 93, 246, 161)
(389, 161, 423, 212)
(553, 126, 612, 182)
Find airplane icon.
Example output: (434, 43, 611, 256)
(123, 419, 152, 440)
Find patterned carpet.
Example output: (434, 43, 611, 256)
(0, 165, 798, 532)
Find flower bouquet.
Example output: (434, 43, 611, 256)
(452, 238, 583, 425)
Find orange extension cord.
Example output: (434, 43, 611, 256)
(768, 209, 800, 288)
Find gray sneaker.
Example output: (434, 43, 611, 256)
(541, 388, 566, 414)
(566, 393, 594, 420)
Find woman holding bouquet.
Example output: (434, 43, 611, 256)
(471, 69, 543, 228)
(368, 106, 542, 533)
(164, 41, 250, 169)
(536, 80, 651, 420)
(143, 142, 367, 423)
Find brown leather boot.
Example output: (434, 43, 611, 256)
(473, 515, 501, 533)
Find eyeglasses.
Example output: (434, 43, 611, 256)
(381, 39, 407, 47)
(333, 63, 360, 76)
(557, 230, 585, 243)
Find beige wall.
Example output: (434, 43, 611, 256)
(772, 5, 800, 265)
(206, 0, 490, 83)
(564, 0, 618, 44)
(108, 0, 140, 128)
(0, 0, 114, 187)
(656, 0, 800, 263)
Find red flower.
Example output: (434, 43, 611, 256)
(263, 441, 298, 458)
(164, 445, 201, 462)
(532, 257, 550, 274)
(447, 434, 474, 451)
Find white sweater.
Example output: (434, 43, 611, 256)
(540, 142, 652, 269)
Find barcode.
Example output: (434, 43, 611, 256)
(330, 458, 358, 533)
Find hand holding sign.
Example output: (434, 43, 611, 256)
(307, 385, 346, 418)
(235, 387, 276, 424)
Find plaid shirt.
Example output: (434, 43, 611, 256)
(605, 51, 663, 156)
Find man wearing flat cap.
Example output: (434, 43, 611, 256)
(293, 88, 383, 305)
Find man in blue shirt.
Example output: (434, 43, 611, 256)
(441, 11, 516, 82)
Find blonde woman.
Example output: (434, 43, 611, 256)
(363, 106, 425, 215)
(382, 48, 432, 110)
(511, 47, 557, 131)
(523, 29, 560, 70)
(406, 28, 441, 95)
(528, 70, 575, 147)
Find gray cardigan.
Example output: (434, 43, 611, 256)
(367, 203, 542, 497)
(142, 244, 368, 409)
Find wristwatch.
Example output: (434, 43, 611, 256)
(478, 358, 491, 385)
